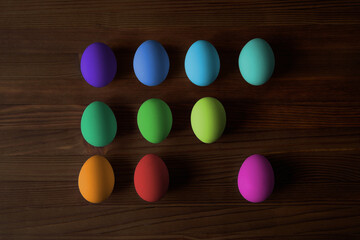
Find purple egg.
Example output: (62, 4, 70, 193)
(80, 42, 117, 88)
(237, 154, 274, 203)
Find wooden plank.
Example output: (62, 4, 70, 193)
(0, 205, 359, 239)
(0, 0, 359, 29)
(0, 127, 359, 156)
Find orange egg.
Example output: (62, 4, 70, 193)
(78, 155, 115, 203)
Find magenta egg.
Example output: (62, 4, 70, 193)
(237, 154, 274, 203)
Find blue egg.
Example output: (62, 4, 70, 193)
(185, 40, 220, 87)
(238, 38, 275, 86)
(133, 40, 170, 86)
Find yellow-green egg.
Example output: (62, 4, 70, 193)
(191, 97, 226, 143)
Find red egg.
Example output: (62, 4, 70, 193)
(134, 154, 169, 202)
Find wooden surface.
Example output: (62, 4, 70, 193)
(1, 0, 360, 239)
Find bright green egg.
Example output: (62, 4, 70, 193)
(191, 97, 226, 143)
(137, 98, 172, 144)
(81, 101, 117, 147)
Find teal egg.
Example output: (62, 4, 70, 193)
(238, 38, 275, 86)
(81, 101, 117, 147)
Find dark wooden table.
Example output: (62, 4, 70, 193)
(1, 1, 360, 239)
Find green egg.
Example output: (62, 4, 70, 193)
(81, 101, 117, 147)
(191, 97, 226, 144)
(137, 98, 172, 144)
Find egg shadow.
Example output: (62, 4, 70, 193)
(165, 154, 193, 192)
(112, 47, 136, 82)
(109, 103, 137, 138)
(163, 44, 187, 85)
(216, 47, 239, 80)
(266, 154, 297, 194)
(109, 155, 134, 192)
(221, 100, 258, 136)
(170, 102, 192, 132)
(266, 37, 297, 79)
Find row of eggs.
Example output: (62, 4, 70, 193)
(78, 154, 275, 204)
(81, 38, 275, 87)
(81, 97, 226, 146)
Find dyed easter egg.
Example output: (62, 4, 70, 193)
(81, 101, 117, 147)
(238, 38, 275, 86)
(78, 155, 115, 203)
(134, 154, 169, 202)
(137, 98, 172, 144)
(133, 40, 170, 86)
(80, 42, 117, 87)
(191, 97, 226, 143)
(185, 40, 220, 86)
(237, 154, 275, 203)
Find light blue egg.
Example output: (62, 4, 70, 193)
(238, 38, 275, 86)
(133, 40, 170, 86)
(185, 40, 220, 87)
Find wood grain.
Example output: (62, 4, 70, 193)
(0, 1, 360, 239)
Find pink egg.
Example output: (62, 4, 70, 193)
(237, 154, 274, 203)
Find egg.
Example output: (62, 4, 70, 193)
(80, 42, 117, 88)
(185, 40, 220, 86)
(81, 101, 117, 147)
(137, 98, 172, 144)
(191, 97, 226, 143)
(238, 38, 275, 86)
(134, 154, 169, 202)
(78, 155, 115, 203)
(237, 154, 275, 203)
(133, 40, 170, 86)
